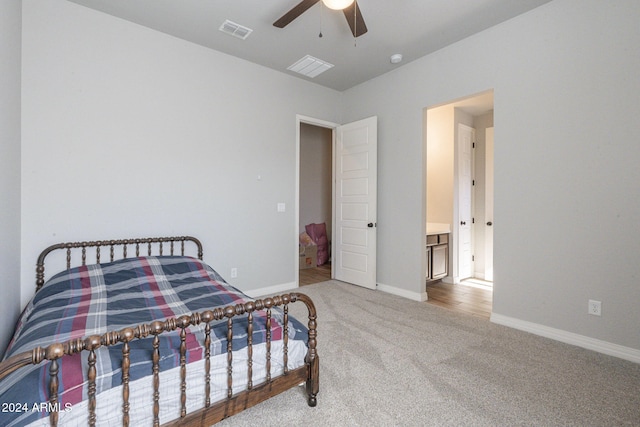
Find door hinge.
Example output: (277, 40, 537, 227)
(472, 142, 475, 149)
(472, 179, 475, 186)
(472, 255, 475, 261)
(472, 217, 475, 224)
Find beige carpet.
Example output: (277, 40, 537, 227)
(217, 280, 640, 426)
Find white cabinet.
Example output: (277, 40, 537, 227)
(426, 233, 448, 282)
(425, 245, 431, 280)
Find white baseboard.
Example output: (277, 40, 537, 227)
(250, 282, 639, 364)
(244, 281, 298, 298)
(249, 281, 429, 302)
(491, 313, 640, 364)
(377, 282, 427, 302)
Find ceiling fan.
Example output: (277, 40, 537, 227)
(273, 0, 368, 38)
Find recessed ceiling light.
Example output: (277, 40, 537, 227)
(390, 54, 403, 64)
(287, 55, 334, 78)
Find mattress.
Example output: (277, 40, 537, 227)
(0, 256, 308, 426)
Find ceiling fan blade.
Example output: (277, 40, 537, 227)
(273, 0, 321, 28)
(343, 2, 368, 37)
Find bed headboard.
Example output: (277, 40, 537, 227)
(35, 236, 203, 292)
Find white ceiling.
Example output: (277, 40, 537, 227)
(67, 0, 552, 92)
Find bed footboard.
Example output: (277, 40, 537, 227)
(0, 292, 318, 427)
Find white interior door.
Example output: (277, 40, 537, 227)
(458, 124, 474, 281)
(484, 127, 494, 281)
(334, 116, 377, 289)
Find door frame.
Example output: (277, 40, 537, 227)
(484, 127, 495, 281)
(295, 115, 338, 283)
(424, 90, 494, 288)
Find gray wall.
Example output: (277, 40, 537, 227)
(342, 0, 640, 353)
(20, 0, 342, 304)
(0, 0, 22, 354)
(299, 124, 332, 237)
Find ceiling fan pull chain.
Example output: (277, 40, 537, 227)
(353, 0, 357, 46)
(319, 1, 323, 38)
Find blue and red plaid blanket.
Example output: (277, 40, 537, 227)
(0, 256, 307, 426)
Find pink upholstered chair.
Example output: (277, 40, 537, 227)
(305, 223, 329, 266)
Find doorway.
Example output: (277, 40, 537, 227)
(298, 121, 334, 286)
(296, 115, 379, 289)
(425, 91, 494, 293)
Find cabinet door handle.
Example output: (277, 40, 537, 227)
(460, 221, 466, 225)
(486, 221, 493, 226)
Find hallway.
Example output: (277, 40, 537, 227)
(299, 263, 331, 287)
(425, 280, 492, 319)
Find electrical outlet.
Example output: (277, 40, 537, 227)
(588, 299, 601, 316)
(230, 268, 238, 279)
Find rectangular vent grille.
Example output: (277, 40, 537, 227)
(219, 20, 253, 40)
(287, 55, 334, 78)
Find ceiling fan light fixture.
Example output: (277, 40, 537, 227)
(322, 0, 355, 11)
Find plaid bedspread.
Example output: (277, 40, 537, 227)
(0, 256, 308, 426)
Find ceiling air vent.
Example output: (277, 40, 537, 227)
(219, 20, 253, 40)
(287, 55, 334, 78)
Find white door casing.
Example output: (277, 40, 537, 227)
(457, 124, 474, 281)
(484, 127, 494, 281)
(334, 116, 377, 289)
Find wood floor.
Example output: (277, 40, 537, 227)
(299, 264, 492, 320)
(425, 280, 492, 319)
(299, 263, 331, 286)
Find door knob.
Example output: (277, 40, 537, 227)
(486, 221, 493, 226)
(367, 222, 374, 228)
(460, 221, 466, 225)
